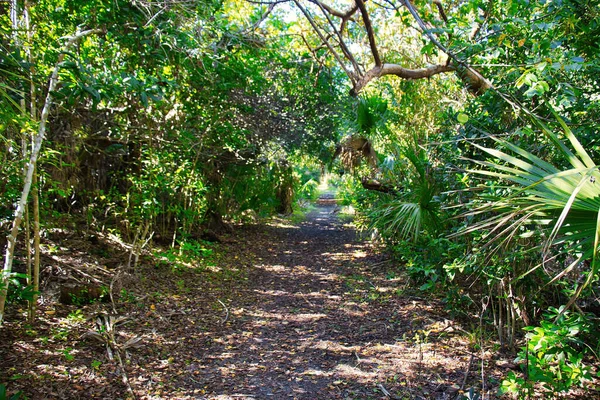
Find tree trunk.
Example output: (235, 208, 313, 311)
(29, 168, 40, 322)
(1, 29, 101, 325)
(276, 165, 295, 215)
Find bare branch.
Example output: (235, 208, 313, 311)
(339, 4, 359, 34)
(293, 0, 358, 84)
(432, 0, 448, 23)
(310, 0, 352, 18)
(402, 0, 492, 95)
(314, 0, 362, 75)
(242, 3, 277, 33)
(355, 0, 382, 66)
(246, 0, 290, 5)
(351, 63, 455, 95)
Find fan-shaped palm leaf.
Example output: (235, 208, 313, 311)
(462, 108, 600, 308)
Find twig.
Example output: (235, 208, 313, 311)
(365, 279, 378, 290)
(68, 265, 106, 285)
(300, 292, 315, 307)
(458, 353, 474, 396)
(217, 299, 229, 324)
(143, 5, 167, 27)
(355, 0, 381, 66)
(109, 268, 122, 314)
(378, 383, 402, 399)
(114, 346, 137, 399)
(480, 296, 490, 398)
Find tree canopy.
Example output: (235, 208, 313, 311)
(1, 0, 599, 397)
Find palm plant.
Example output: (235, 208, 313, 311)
(368, 139, 442, 242)
(462, 108, 600, 309)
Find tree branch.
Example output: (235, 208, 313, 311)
(402, 0, 491, 95)
(311, 0, 355, 19)
(293, 0, 358, 84)
(432, 0, 448, 23)
(339, 4, 358, 34)
(355, 0, 382, 67)
(242, 3, 277, 33)
(361, 177, 398, 195)
(351, 63, 454, 96)
(314, 0, 362, 75)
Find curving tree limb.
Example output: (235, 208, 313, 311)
(351, 63, 455, 96)
(283, 0, 493, 96)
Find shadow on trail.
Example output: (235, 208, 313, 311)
(164, 201, 493, 399)
(0, 199, 506, 400)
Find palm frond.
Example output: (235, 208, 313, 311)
(462, 108, 600, 306)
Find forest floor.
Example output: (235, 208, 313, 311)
(0, 193, 517, 399)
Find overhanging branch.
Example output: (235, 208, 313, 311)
(294, 0, 358, 84)
(314, 0, 362, 75)
(351, 63, 455, 96)
(355, 0, 381, 67)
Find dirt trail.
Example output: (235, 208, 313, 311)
(0, 196, 504, 399)
(164, 198, 491, 399)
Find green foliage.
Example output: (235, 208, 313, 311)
(390, 237, 462, 292)
(119, 289, 137, 304)
(500, 306, 597, 397)
(368, 138, 444, 242)
(298, 179, 320, 201)
(0, 384, 25, 400)
(66, 309, 86, 324)
(66, 286, 108, 306)
(462, 109, 600, 306)
(126, 147, 208, 238)
(5, 273, 37, 304)
(155, 239, 213, 273)
(356, 95, 389, 137)
(61, 347, 75, 362)
(90, 359, 102, 370)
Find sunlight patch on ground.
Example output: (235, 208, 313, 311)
(303, 271, 340, 282)
(243, 308, 327, 323)
(266, 220, 300, 229)
(352, 250, 367, 258)
(312, 340, 361, 353)
(301, 291, 341, 300)
(254, 264, 286, 272)
(252, 289, 289, 297)
(321, 251, 355, 261)
(333, 363, 377, 379)
(301, 368, 333, 377)
(290, 265, 339, 280)
(339, 305, 368, 317)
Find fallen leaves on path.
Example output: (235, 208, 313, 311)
(1, 203, 513, 399)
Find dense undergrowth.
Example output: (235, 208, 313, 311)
(2, 0, 600, 398)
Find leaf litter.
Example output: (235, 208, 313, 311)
(0, 201, 517, 399)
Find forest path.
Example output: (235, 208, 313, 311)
(152, 197, 484, 399)
(0, 194, 497, 400)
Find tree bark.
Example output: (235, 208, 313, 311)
(276, 164, 295, 215)
(350, 63, 456, 96)
(361, 177, 398, 195)
(293, 0, 492, 97)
